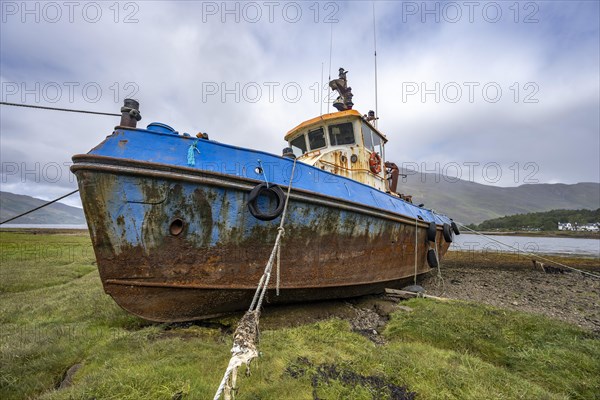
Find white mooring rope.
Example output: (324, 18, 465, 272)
(213, 158, 297, 400)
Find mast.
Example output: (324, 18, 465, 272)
(373, 2, 379, 128)
(320, 62, 324, 116)
(327, 23, 333, 114)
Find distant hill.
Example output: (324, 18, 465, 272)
(470, 208, 600, 231)
(0, 191, 85, 225)
(396, 171, 600, 224)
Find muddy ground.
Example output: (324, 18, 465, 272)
(420, 251, 600, 333)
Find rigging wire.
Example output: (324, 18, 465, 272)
(0, 190, 80, 225)
(456, 222, 600, 279)
(0, 101, 120, 117)
(0, 102, 114, 224)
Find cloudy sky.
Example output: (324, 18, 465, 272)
(1, 0, 599, 208)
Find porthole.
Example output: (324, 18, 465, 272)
(169, 218, 184, 236)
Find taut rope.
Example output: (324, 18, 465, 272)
(213, 159, 297, 400)
(456, 222, 600, 279)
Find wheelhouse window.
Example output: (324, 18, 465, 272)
(308, 128, 326, 150)
(329, 122, 355, 146)
(290, 134, 307, 156)
(361, 121, 385, 159)
(362, 122, 374, 149)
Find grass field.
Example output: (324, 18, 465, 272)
(1, 230, 599, 399)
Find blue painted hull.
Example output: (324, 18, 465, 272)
(72, 126, 453, 321)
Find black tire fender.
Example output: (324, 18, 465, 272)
(247, 183, 286, 221)
(451, 221, 460, 235)
(427, 249, 439, 268)
(443, 223, 454, 243)
(427, 221, 437, 242)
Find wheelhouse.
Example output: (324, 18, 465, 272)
(284, 110, 388, 191)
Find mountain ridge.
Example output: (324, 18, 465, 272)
(396, 171, 600, 224)
(0, 191, 85, 225)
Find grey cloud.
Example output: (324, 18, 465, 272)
(1, 1, 598, 208)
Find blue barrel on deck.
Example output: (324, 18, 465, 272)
(146, 122, 178, 135)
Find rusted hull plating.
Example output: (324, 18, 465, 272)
(73, 156, 450, 322)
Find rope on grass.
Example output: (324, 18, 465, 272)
(213, 158, 297, 400)
(456, 222, 600, 280)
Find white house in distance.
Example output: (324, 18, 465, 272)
(558, 222, 600, 231)
(558, 222, 573, 231)
(582, 223, 600, 232)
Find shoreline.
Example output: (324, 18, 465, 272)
(471, 230, 599, 239)
(450, 248, 600, 260)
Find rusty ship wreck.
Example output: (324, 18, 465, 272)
(72, 71, 459, 322)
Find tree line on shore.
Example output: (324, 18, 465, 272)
(467, 208, 600, 231)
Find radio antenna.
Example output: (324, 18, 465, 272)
(372, 2, 379, 128)
(327, 23, 333, 114)
(320, 62, 324, 115)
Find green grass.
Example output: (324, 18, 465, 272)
(0, 231, 95, 293)
(1, 230, 599, 399)
(384, 300, 600, 399)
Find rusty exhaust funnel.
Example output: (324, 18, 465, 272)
(120, 99, 142, 128)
